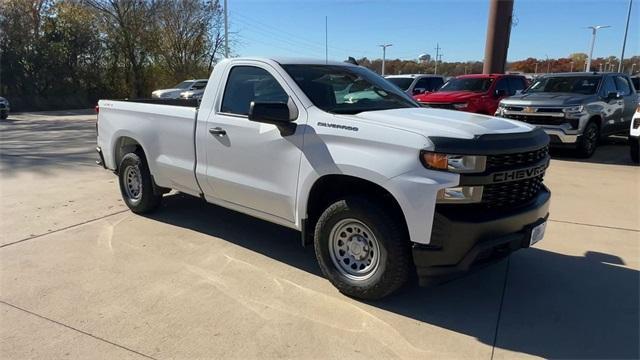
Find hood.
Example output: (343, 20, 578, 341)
(152, 88, 184, 97)
(414, 90, 483, 103)
(501, 92, 595, 107)
(348, 107, 534, 140)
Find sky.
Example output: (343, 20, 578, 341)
(228, 0, 639, 62)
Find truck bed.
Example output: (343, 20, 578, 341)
(97, 99, 201, 196)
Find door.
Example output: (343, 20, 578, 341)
(614, 75, 637, 130)
(202, 64, 305, 222)
(600, 76, 625, 134)
(488, 77, 510, 114)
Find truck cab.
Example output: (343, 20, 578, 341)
(414, 73, 528, 115)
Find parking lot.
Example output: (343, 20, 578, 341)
(0, 110, 638, 359)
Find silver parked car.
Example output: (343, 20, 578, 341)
(151, 79, 208, 99)
(0, 97, 10, 119)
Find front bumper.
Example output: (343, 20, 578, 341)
(413, 186, 550, 286)
(545, 128, 578, 144)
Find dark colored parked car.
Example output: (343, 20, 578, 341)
(496, 72, 638, 157)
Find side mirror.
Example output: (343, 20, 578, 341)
(412, 87, 426, 95)
(248, 101, 297, 135)
(606, 91, 622, 101)
(495, 89, 507, 97)
(515, 89, 523, 95)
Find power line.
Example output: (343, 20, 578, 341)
(229, 11, 369, 55)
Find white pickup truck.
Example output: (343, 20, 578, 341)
(97, 58, 551, 299)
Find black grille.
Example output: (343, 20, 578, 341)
(633, 117, 640, 129)
(0, 103, 5, 109)
(486, 146, 549, 171)
(503, 114, 567, 126)
(482, 175, 544, 209)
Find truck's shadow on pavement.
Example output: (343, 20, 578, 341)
(148, 193, 639, 360)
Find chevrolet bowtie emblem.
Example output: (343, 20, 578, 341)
(523, 106, 536, 113)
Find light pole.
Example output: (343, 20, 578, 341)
(619, 0, 633, 72)
(585, 25, 610, 71)
(534, 62, 538, 74)
(378, 44, 392, 75)
(224, 0, 229, 57)
(632, 63, 637, 74)
(434, 43, 442, 75)
(545, 54, 550, 73)
(570, 61, 574, 72)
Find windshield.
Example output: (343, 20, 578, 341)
(525, 76, 601, 95)
(439, 78, 494, 92)
(283, 65, 418, 114)
(172, 81, 194, 89)
(386, 77, 414, 91)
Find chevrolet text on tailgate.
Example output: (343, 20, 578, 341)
(96, 58, 551, 299)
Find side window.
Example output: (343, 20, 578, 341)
(508, 77, 526, 95)
(192, 81, 207, 90)
(495, 78, 509, 95)
(414, 78, 432, 91)
(601, 76, 617, 96)
(614, 76, 632, 96)
(221, 66, 288, 115)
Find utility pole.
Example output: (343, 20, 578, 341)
(534, 62, 538, 74)
(434, 43, 441, 74)
(224, 0, 229, 57)
(599, 63, 603, 72)
(482, 0, 514, 74)
(619, 0, 633, 72)
(585, 25, 610, 71)
(325, 16, 328, 64)
(570, 61, 574, 72)
(378, 44, 392, 75)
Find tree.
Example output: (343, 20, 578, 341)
(87, 0, 159, 97)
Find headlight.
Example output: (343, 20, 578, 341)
(453, 102, 468, 110)
(420, 151, 486, 173)
(563, 105, 584, 114)
(498, 102, 507, 109)
(436, 186, 483, 203)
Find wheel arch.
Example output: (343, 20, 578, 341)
(302, 174, 409, 245)
(113, 136, 146, 173)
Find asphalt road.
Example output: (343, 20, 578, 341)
(1, 110, 638, 359)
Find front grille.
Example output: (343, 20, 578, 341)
(486, 146, 549, 171)
(503, 114, 567, 126)
(422, 102, 455, 110)
(633, 117, 640, 129)
(482, 175, 544, 209)
(0, 103, 5, 109)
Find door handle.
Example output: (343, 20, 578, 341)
(209, 127, 226, 136)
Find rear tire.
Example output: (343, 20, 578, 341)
(313, 196, 411, 300)
(630, 137, 639, 164)
(576, 121, 599, 158)
(118, 152, 162, 213)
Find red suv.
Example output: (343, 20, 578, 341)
(414, 74, 528, 115)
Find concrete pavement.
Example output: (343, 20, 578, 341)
(1, 111, 638, 359)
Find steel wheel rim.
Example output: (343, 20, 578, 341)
(123, 165, 142, 201)
(328, 218, 381, 281)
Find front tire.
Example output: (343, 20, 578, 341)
(630, 137, 639, 164)
(118, 152, 162, 213)
(576, 121, 599, 158)
(313, 196, 411, 300)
